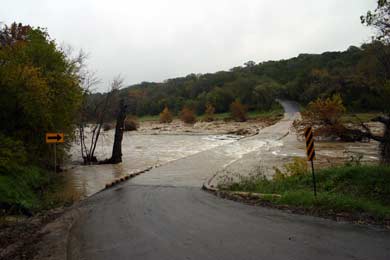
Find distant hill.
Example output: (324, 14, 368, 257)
(87, 41, 389, 120)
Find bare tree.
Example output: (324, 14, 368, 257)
(100, 81, 141, 164)
(100, 99, 127, 164)
(358, 115, 390, 165)
(78, 76, 122, 164)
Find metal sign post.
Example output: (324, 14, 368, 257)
(46, 133, 64, 173)
(304, 127, 317, 197)
(54, 143, 57, 174)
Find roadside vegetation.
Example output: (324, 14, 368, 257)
(218, 159, 390, 223)
(0, 23, 83, 215)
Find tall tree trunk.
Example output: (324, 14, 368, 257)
(360, 115, 390, 165)
(379, 118, 390, 165)
(108, 100, 127, 164)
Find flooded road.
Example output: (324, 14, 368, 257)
(69, 100, 388, 260)
(63, 99, 380, 199)
(64, 134, 240, 199)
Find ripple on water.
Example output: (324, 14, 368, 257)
(64, 133, 239, 199)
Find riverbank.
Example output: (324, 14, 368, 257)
(137, 116, 280, 136)
(129, 109, 284, 136)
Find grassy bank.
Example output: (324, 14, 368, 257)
(0, 164, 74, 216)
(0, 134, 73, 216)
(219, 164, 390, 222)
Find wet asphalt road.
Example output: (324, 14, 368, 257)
(69, 101, 390, 260)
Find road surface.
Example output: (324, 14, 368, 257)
(68, 101, 390, 260)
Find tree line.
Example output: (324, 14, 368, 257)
(84, 42, 390, 123)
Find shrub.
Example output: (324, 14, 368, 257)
(0, 134, 27, 169)
(160, 106, 173, 123)
(293, 94, 347, 138)
(203, 103, 215, 122)
(0, 164, 50, 215)
(230, 100, 247, 122)
(273, 157, 308, 181)
(180, 107, 197, 124)
(103, 123, 113, 131)
(124, 117, 139, 131)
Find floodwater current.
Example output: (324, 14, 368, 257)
(63, 132, 240, 199)
(62, 101, 380, 200)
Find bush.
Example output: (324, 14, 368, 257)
(180, 107, 197, 124)
(230, 100, 247, 122)
(293, 94, 347, 138)
(273, 157, 308, 180)
(0, 134, 27, 168)
(203, 103, 215, 122)
(103, 123, 113, 131)
(160, 106, 173, 123)
(0, 164, 50, 215)
(124, 117, 139, 131)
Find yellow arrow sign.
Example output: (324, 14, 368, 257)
(46, 133, 64, 143)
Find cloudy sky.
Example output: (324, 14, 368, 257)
(2, 0, 375, 92)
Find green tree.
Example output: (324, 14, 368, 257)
(361, 0, 390, 43)
(361, 1, 390, 164)
(0, 23, 83, 166)
(0, 23, 83, 214)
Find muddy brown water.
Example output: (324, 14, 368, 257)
(63, 132, 240, 199)
(63, 124, 380, 200)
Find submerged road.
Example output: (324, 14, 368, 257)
(68, 101, 390, 260)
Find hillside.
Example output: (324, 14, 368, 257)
(86, 41, 390, 121)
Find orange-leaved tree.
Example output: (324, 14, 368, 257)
(160, 106, 173, 123)
(180, 106, 196, 124)
(203, 103, 215, 122)
(293, 94, 347, 139)
(230, 100, 247, 122)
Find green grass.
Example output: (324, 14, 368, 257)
(138, 114, 161, 122)
(0, 164, 74, 216)
(139, 104, 284, 122)
(341, 112, 382, 124)
(0, 164, 49, 214)
(220, 165, 390, 220)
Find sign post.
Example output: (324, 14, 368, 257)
(46, 133, 64, 173)
(304, 127, 317, 197)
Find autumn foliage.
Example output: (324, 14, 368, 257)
(159, 106, 173, 123)
(293, 94, 349, 139)
(180, 106, 197, 124)
(203, 103, 215, 122)
(230, 100, 247, 122)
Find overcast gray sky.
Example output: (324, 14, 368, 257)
(2, 0, 375, 92)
